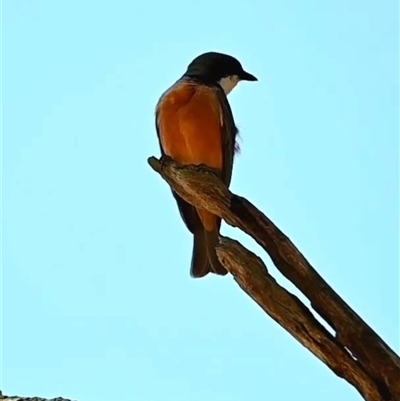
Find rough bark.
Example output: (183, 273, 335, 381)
(148, 155, 400, 401)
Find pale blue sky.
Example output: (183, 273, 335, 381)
(2, 1, 399, 400)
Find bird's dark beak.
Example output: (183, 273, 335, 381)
(240, 70, 258, 81)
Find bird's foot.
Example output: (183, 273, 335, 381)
(159, 155, 173, 170)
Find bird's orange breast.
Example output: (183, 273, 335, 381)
(157, 81, 223, 171)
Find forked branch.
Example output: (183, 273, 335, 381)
(148, 155, 400, 401)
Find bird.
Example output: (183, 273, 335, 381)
(155, 51, 257, 278)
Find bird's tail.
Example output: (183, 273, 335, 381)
(190, 228, 228, 278)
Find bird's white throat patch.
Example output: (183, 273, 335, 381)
(218, 75, 240, 95)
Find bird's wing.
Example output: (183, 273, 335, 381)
(214, 84, 239, 187)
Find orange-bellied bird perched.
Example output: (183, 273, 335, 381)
(155, 52, 257, 278)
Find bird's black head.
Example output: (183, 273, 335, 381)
(184, 51, 257, 94)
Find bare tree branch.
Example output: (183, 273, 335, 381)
(148, 155, 400, 401)
(217, 236, 382, 401)
(0, 393, 74, 401)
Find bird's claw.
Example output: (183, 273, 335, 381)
(160, 155, 172, 170)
